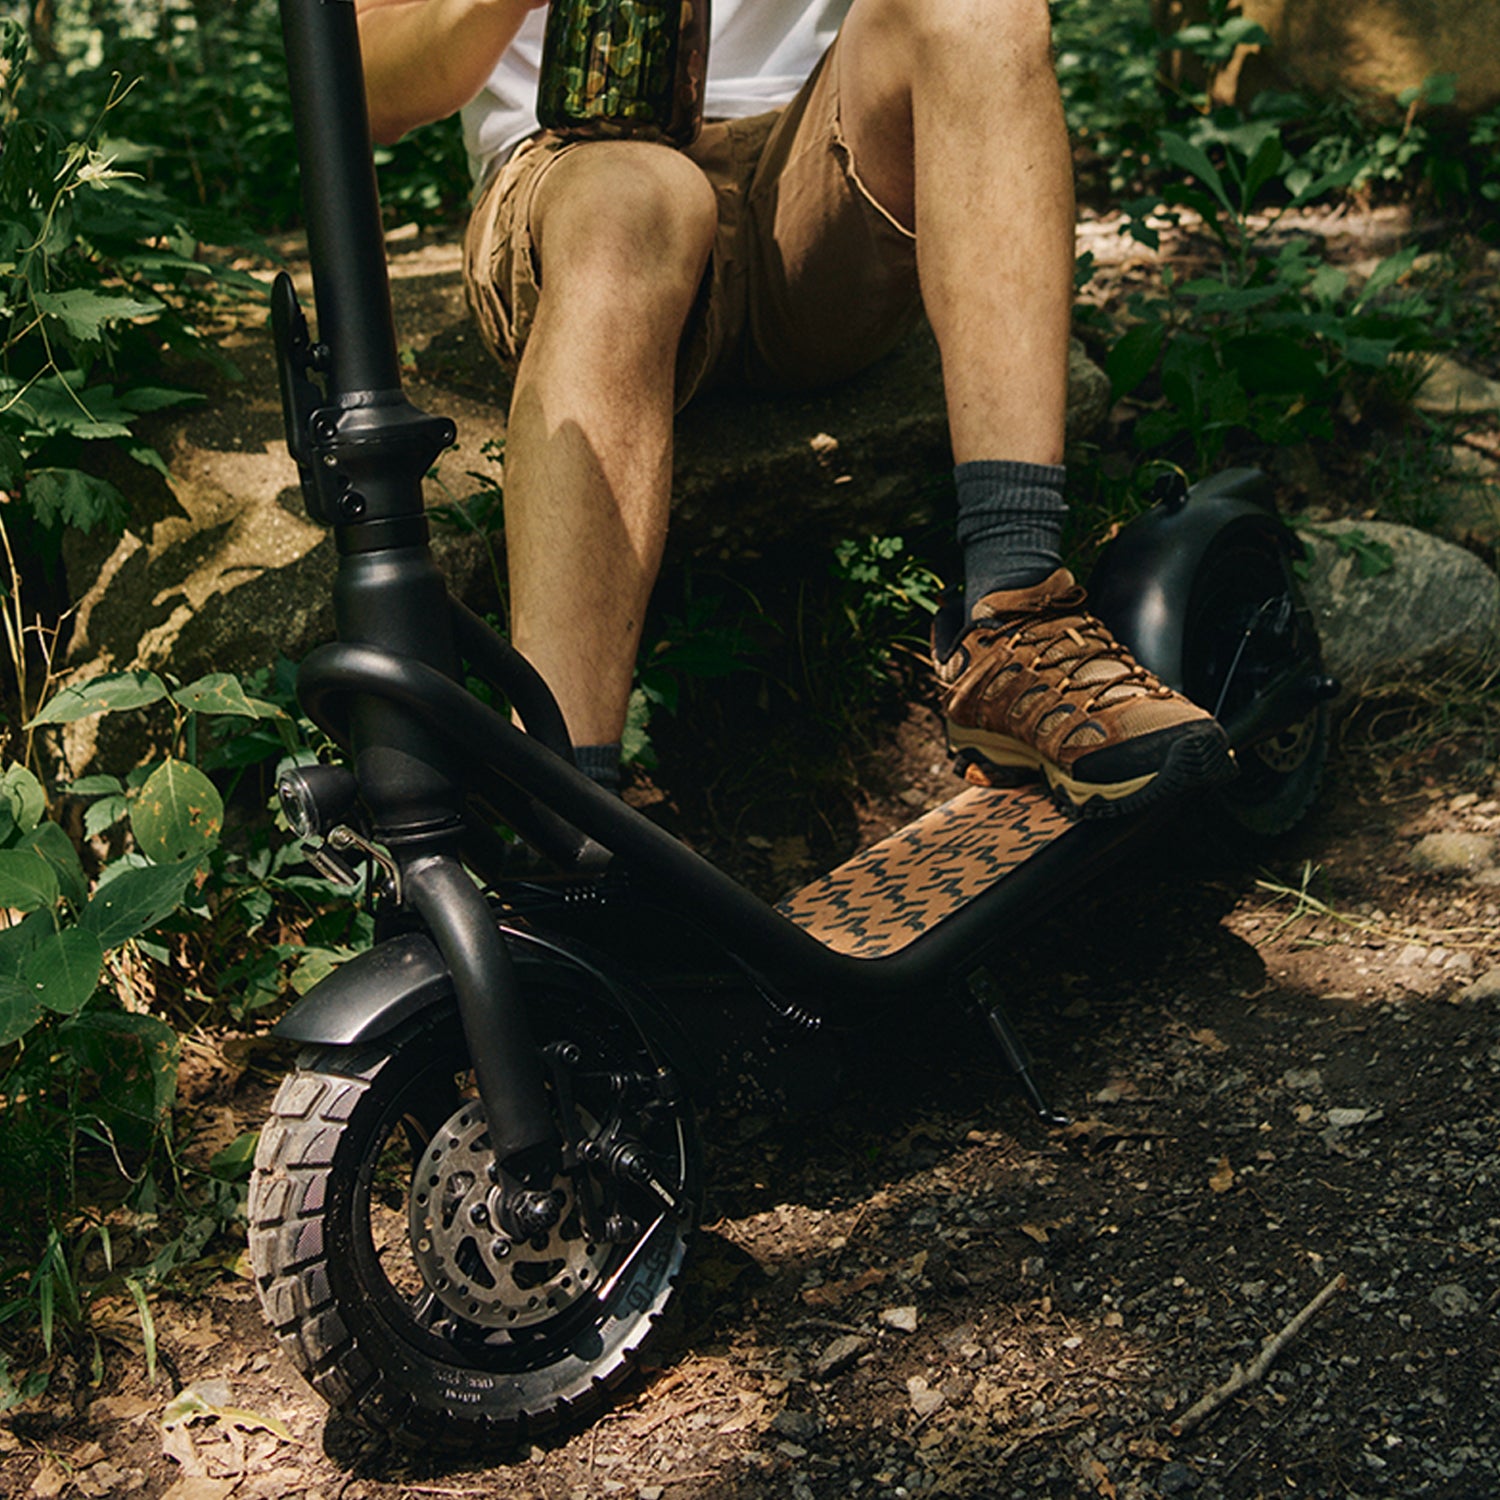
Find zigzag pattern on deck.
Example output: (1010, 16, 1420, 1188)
(775, 784, 1069, 958)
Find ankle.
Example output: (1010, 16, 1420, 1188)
(574, 743, 622, 794)
(955, 459, 1068, 608)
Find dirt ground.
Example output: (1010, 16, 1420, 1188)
(3, 698, 1498, 1500)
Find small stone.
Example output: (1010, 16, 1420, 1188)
(1457, 965, 1500, 1003)
(906, 1376, 945, 1419)
(1412, 354, 1500, 416)
(813, 1334, 869, 1380)
(771, 1408, 821, 1441)
(880, 1306, 920, 1333)
(1282, 1067, 1324, 1091)
(1430, 1284, 1477, 1318)
(1409, 832, 1497, 875)
(1327, 1107, 1370, 1128)
(1159, 1461, 1199, 1494)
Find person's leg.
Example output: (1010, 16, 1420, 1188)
(835, 0, 1074, 602)
(500, 142, 717, 751)
(751, 1, 1233, 818)
(835, 0, 1072, 470)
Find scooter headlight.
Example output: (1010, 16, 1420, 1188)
(277, 764, 358, 840)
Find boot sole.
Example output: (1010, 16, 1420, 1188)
(947, 720, 1237, 821)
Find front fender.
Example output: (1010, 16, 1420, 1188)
(270, 925, 717, 1098)
(273, 931, 452, 1046)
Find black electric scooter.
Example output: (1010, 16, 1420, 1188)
(246, 0, 1335, 1453)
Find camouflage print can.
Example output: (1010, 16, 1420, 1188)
(536, 0, 709, 146)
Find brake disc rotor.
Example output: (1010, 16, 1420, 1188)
(408, 1100, 610, 1330)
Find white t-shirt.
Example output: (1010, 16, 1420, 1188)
(461, 0, 852, 180)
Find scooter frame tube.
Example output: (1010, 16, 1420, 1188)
(296, 637, 1142, 1003)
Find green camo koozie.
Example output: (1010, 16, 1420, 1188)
(537, 0, 709, 146)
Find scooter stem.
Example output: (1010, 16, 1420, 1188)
(279, 0, 401, 396)
(276, 0, 560, 1174)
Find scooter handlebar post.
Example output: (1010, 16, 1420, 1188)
(278, 0, 402, 400)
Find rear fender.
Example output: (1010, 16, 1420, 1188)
(1087, 468, 1296, 694)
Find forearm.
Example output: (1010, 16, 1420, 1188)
(356, 0, 541, 142)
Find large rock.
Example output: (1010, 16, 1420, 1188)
(1155, 0, 1500, 116)
(1300, 519, 1500, 697)
(58, 233, 1111, 759)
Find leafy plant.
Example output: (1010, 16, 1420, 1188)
(0, 653, 365, 1401)
(26, 0, 472, 232)
(0, 15, 256, 577)
(1106, 125, 1440, 468)
(625, 588, 754, 768)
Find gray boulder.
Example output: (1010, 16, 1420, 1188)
(1300, 519, 1500, 699)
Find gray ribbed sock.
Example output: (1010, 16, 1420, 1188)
(955, 460, 1068, 608)
(574, 742, 621, 793)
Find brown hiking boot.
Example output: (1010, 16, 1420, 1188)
(934, 568, 1234, 819)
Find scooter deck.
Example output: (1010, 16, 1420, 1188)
(775, 783, 1071, 959)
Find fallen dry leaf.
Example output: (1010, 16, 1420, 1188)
(1190, 1027, 1229, 1052)
(30, 1461, 67, 1499)
(1209, 1156, 1236, 1194)
(161, 1478, 239, 1500)
(802, 1267, 887, 1306)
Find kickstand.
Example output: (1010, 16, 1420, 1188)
(966, 969, 1071, 1127)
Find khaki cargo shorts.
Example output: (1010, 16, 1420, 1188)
(462, 33, 922, 409)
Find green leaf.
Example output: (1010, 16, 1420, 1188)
(0, 911, 49, 978)
(120, 386, 201, 414)
(20, 821, 88, 909)
(84, 795, 130, 841)
(131, 760, 223, 864)
(32, 289, 164, 341)
(26, 469, 127, 535)
(79, 860, 196, 949)
(0, 975, 46, 1047)
(209, 1130, 260, 1181)
(0, 430, 23, 489)
(1358, 245, 1420, 303)
(27, 671, 169, 727)
(1287, 157, 1364, 209)
(172, 673, 280, 719)
(21, 929, 104, 1016)
(0, 850, 60, 913)
(57, 1011, 179, 1150)
(0, 765, 47, 835)
(1158, 131, 1234, 216)
(66, 775, 125, 798)
(1221, 333, 1325, 396)
(1106, 322, 1166, 398)
(1241, 131, 1285, 208)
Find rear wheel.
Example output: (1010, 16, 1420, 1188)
(248, 981, 699, 1451)
(1182, 530, 1329, 838)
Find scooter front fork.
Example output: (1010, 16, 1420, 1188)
(403, 853, 566, 1236)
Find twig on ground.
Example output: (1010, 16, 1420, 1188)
(1170, 1272, 1347, 1437)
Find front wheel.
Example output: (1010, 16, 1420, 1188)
(248, 984, 699, 1451)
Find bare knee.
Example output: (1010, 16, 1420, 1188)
(533, 143, 717, 329)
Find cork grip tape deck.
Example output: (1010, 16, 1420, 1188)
(775, 785, 1072, 959)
